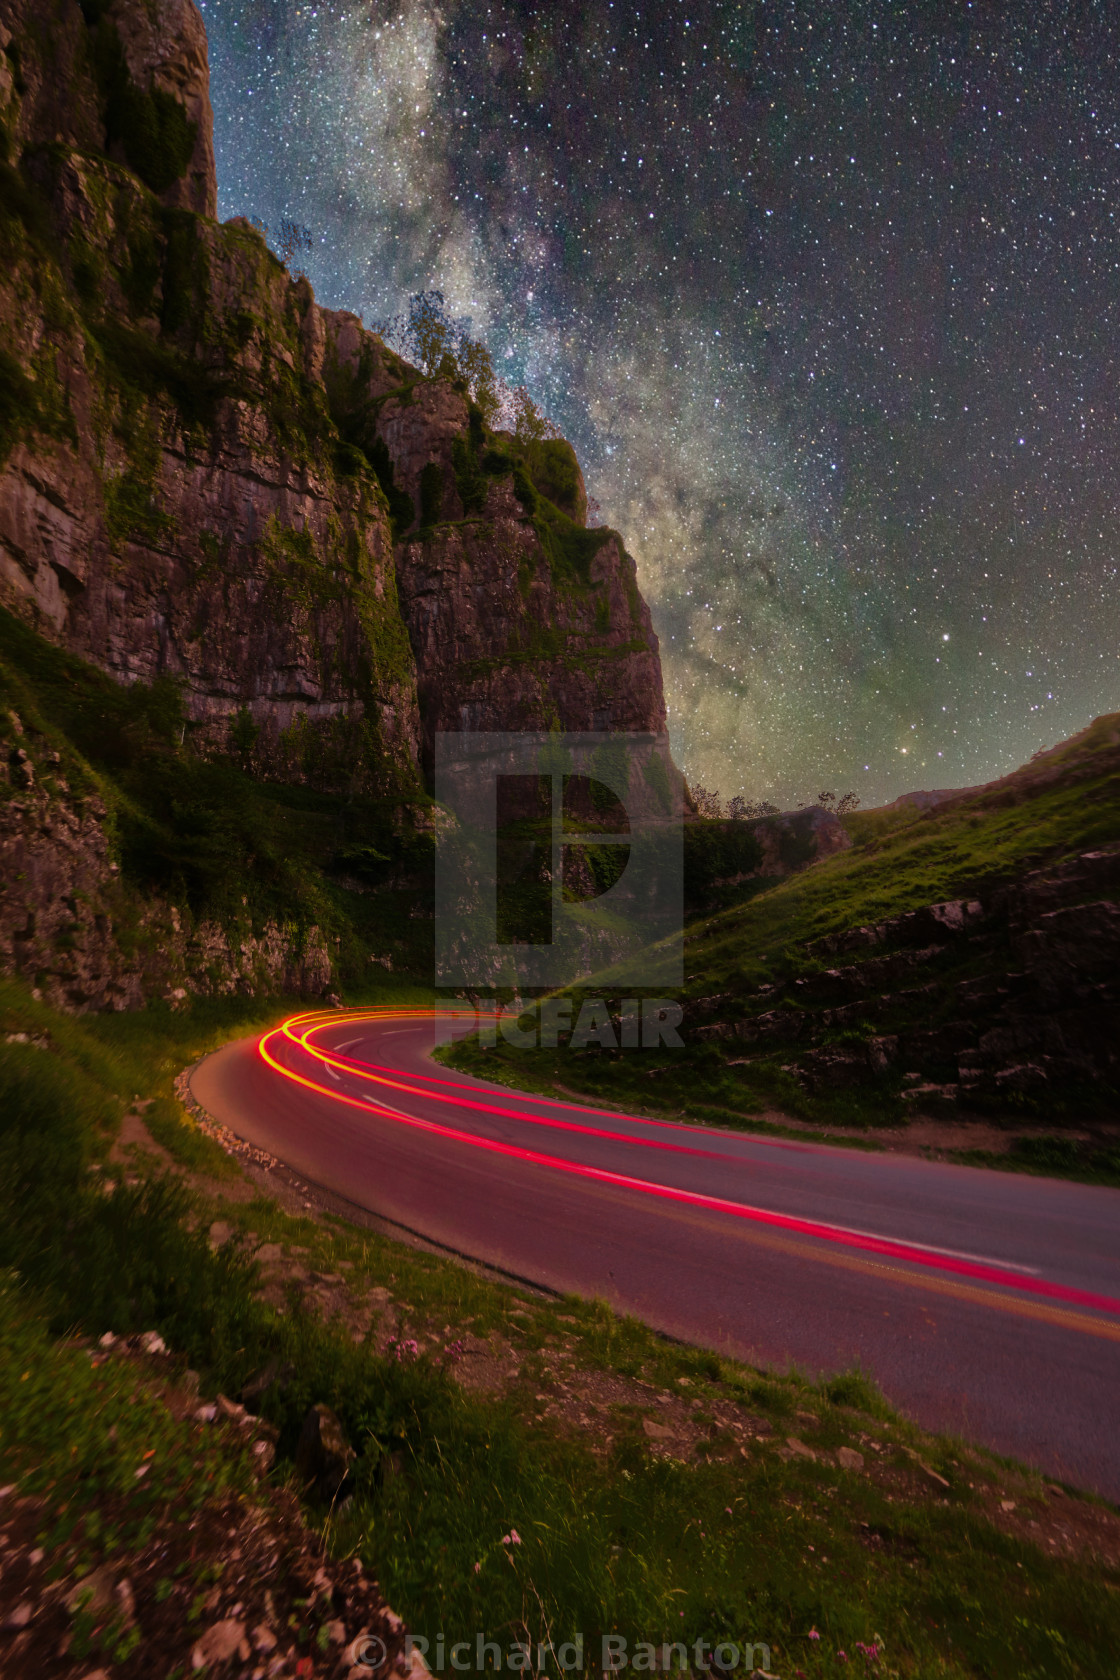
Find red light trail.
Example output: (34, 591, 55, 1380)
(258, 1009, 1120, 1328)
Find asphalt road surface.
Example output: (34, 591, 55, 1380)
(192, 1007, 1120, 1501)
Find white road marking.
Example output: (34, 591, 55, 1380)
(809, 1220, 1041, 1274)
(343, 1079, 1044, 1276)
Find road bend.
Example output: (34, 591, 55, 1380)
(191, 1007, 1120, 1500)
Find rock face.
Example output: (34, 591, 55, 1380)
(0, 709, 332, 1011)
(693, 845, 1120, 1110)
(104, 0, 217, 218)
(0, 0, 422, 797)
(320, 311, 666, 769)
(396, 485, 664, 764)
(295, 1404, 355, 1503)
(0, 0, 664, 780)
(0, 0, 668, 1003)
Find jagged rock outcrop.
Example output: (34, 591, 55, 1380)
(395, 486, 664, 759)
(103, 0, 217, 218)
(1, 0, 215, 213)
(319, 310, 665, 766)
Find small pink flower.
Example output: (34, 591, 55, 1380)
(473, 1562, 481, 1573)
(501, 1529, 522, 1546)
(838, 1654, 848, 1664)
(808, 1628, 820, 1641)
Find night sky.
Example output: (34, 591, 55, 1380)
(201, 0, 1120, 808)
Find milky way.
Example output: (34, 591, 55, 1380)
(201, 0, 1120, 807)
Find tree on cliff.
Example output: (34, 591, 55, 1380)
(248, 217, 313, 279)
(692, 787, 860, 820)
(382, 291, 502, 425)
(727, 794, 781, 819)
(806, 791, 861, 814)
(388, 290, 455, 375)
(689, 784, 724, 819)
(274, 219, 313, 275)
(508, 386, 560, 447)
(455, 335, 501, 426)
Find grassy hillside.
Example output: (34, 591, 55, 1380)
(684, 711, 1120, 974)
(446, 714, 1120, 1156)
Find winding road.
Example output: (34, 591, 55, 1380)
(191, 1008, 1120, 1500)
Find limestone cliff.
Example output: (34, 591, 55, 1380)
(0, 0, 664, 781)
(322, 319, 665, 766)
(0, 0, 668, 1003)
(0, 0, 420, 796)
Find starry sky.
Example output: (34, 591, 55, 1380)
(201, 0, 1120, 808)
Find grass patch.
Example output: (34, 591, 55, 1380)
(952, 1134, 1120, 1188)
(140, 1093, 241, 1178)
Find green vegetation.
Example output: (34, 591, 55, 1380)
(90, 314, 222, 436)
(683, 820, 767, 914)
(447, 715, 1120, 1149)
(258, 515, 342, 614)
(451, 430, 488, 514)
(532, 495, 614, 591)
(682, 715, 1120, 965)
(0, 344, 46, 466)
(0, 1279, 259, 1668)
(2, 976, 1119, 1677)
(0, 606, 433, 984)
(103, 418, 177, 551)
(0, 333, 75, 468)
(523, 434, 584, 521)
(365, 434, 416, 536)
(954, 1133, 1120, 1187)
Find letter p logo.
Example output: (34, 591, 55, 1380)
(435, 731, 683, 990)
